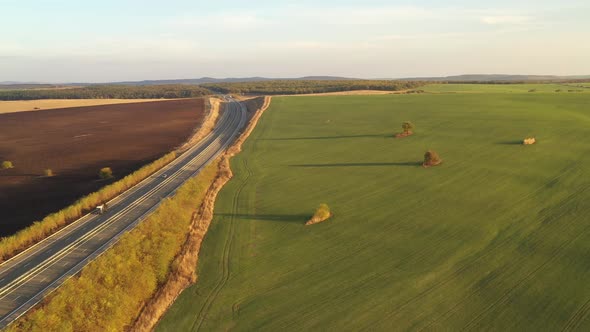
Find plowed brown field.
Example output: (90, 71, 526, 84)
(0, 99, 204, 236)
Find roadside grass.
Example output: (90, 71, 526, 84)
(7, 160, 219, 332)
(158, 91, 590, 330)
(0, 152, 176, 263)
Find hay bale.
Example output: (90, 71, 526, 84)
(306, 204, 332, 225)
(523, 137, 536, 145)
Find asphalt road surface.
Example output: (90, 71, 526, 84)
(0, 98, 247, 328)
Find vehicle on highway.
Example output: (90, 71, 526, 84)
(95, 203, 108, 215)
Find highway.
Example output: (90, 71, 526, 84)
(0, 98, 247, 328)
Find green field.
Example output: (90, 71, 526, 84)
(422, 83, 590, 93)
(158, 87, 590, 330)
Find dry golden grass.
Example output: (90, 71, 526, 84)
(0, 99, 176, 114)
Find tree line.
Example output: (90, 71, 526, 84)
(201, 80, 427, 95)
(0, 84, 212, 100)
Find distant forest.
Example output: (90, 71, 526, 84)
(202, 80, 426, 95)
(4, 79, 588, 100)
(0, 85, 212, 100)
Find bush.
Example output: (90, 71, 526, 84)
(423, 150, 442, 167)
(99, 167, 113, 179)
(1, 160, 14, 169)
(43, 169, 54, 177)
(306, 203, 332, 225)
(402, 121, 415, 134)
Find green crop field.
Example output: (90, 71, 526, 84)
(158, 86, 590, 331)
(422, 83, 590, 93)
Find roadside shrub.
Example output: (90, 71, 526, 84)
(43, 169, 54, 177)
(99, 167, 113, 179)
(1, 160, 14, 169)
(423, 150, 442, 167)
(306, 203, 332, 225)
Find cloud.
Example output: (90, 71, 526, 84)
(372, 32, 468, 41)
(0, 42, 28, 56)
(289, 6, 437, 25)
(168, 12, 269, 29)
(480, 15, 533, 25)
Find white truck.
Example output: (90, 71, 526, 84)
(96, 203, 109, 215)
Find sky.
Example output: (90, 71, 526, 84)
(1, 0, 589, 82)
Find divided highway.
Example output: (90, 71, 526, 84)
(0, 98, 247, 328)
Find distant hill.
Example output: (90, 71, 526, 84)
(397, 74, 590, 82)
(97, 76, 356, 85)
(2, 75, 590, 89)
(0, 84, 63, 90)
(0, 76, 357, 88)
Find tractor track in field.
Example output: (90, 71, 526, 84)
(561, 297, 590, 331)
(414, 184, 590, 331)
(561, 262, 590, 330)
(460, 214, 587, 330)
(192, 158, 252, 331)
(367, 171, 587, 330)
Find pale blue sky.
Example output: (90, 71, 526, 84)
(1, 0, 589, 82)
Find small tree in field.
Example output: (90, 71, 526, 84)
(1, 161, 14, 169)
(402, 121, 415, 135)
(99, 167, 113, 179)
(43, 169, 54, 177)
(423, 150, 442, 167)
